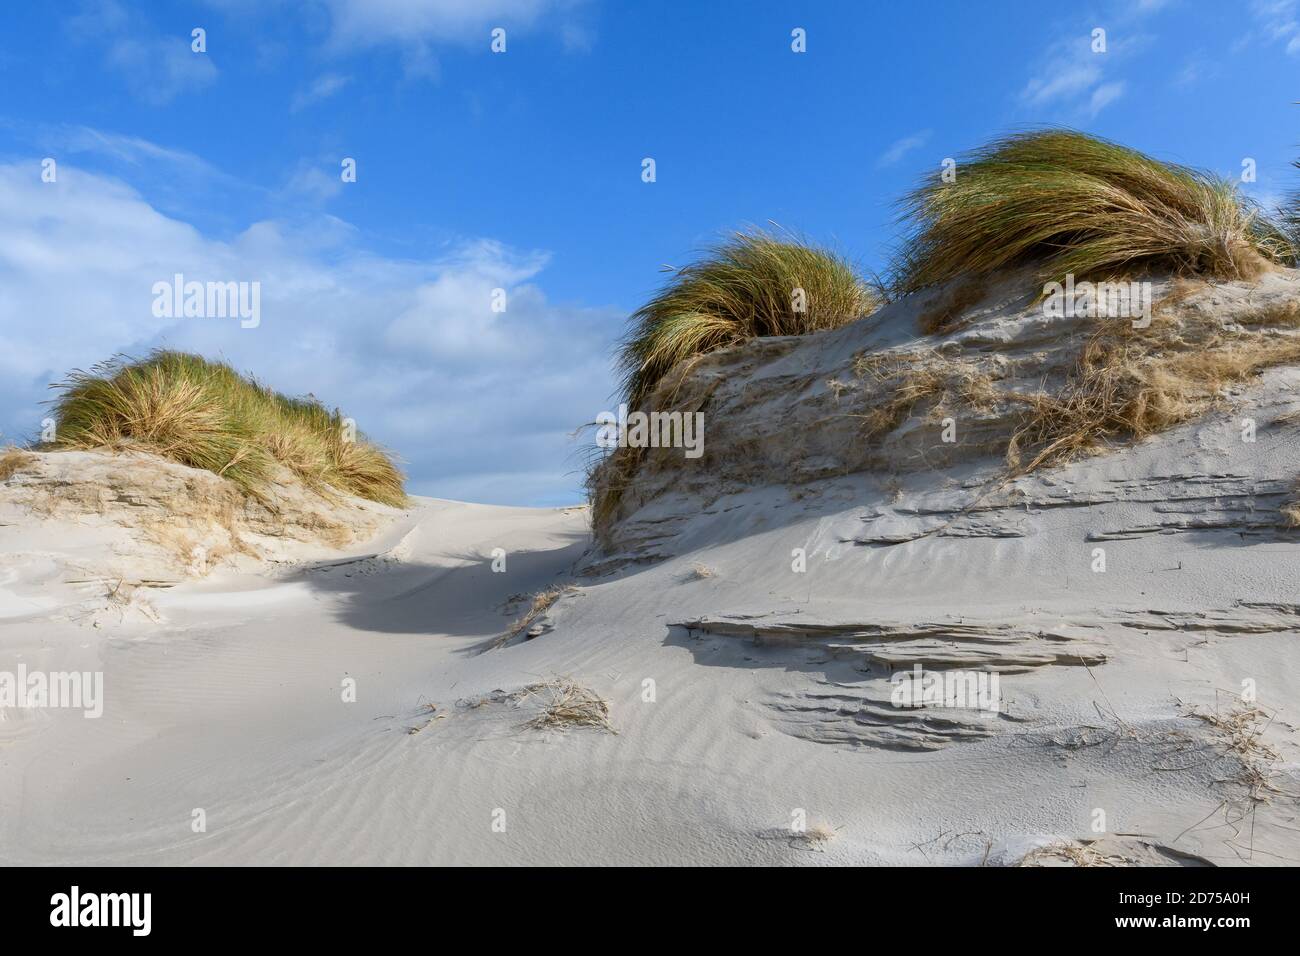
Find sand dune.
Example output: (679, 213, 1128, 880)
(3, 271, 1300, 866)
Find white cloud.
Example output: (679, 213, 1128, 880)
(876, 130, 932, 168)
(0, 161, 621, 505)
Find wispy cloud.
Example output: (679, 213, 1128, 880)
(206, 0, 596, 61)
(1023, 58, 1103, 107)
(1237, 1, 1300, 55)
(5, 121, 264, 235)
(1019, 31, 1143, 120)
(1017, 1, 1169, 121)
(1255, 0, 1298, 39)
(278, 161, 345, 203)
(291, 73, 352, 111)
(876, 130, 932, 168)
(1086, 81, 1126, 117)
(318, 0, 569, 48)
(67, 0, 217, 105)
(1172, 56, 1213, 88)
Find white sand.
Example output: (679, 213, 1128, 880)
(3, 273, 1300, 866)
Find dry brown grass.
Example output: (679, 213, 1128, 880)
(139, 501, 262, 576)
(520, 677, 616, 733)
(917, 277, 989, 336)
(1241, 300, 1300, 327)
(488, 584, 575, 650)
(853, 348, 1001, 441)
(587, 444, 643, 547)
(1284, 493, 1300, 527)
(1017, 840, 1129, 867)
(850, 289, 1300, 490)
(795, 822, 838, 848)
(1184, 702, 1285, 802)
(1006, 308, 1300, 474)
(0, 446, 35, 481)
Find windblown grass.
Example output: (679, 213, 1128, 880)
(586, 444, 642, 546)
(587, 133, 1300, 548)
(893, 129, 1294, 296)
(49, 351, 406, 506)
(618, 229, 876, 410)
(1285, 159, 1300, 253)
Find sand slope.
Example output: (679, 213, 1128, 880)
(3, 274, 1300, 866)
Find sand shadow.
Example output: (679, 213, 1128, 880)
(292, 531, 590, 640)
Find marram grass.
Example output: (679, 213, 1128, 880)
(50, 351, 406, 507)
(1286, 159, 1300, 253)
(893, 129, 1295, 296)
(618, 230, 877, 410)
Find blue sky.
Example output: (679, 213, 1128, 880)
(1, 0, 1298, 505)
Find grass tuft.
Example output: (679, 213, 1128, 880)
(1285, 158, 1300, 253)
(489, 584, 575, 650)
(521, 677, 616, 734)
(0, 446, 35, 481)
(49, 351, 406, 506)
(893, 128, 1294, 296)
(618, 229, 877, 410)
